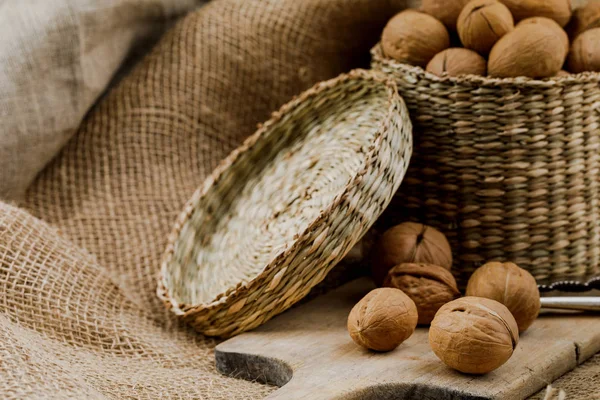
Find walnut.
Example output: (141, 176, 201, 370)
(466, 261, 540, 332)
(488, 20, 566, 78)
(347, 288, 418, 352)
(429, 297, 519, 374)
(381, 10, 450, 67)
(383, 263, 460, 325)
(501, 0, 572, 27)
(518, 17, 569, 57)
(567, 1, 600, 40)
(457, 0, 514, 55)
(567, 28, 600, 73)
(371, 222, 452, 286)
(426, 48, 487, 77)
(421, 0, 472, 31)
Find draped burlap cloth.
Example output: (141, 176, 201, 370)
(0, 0, 597, 398)
(0, 0, 412, 398)
(0, 0, 203, 201)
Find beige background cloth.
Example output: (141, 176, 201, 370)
(0, 0, 597, 398)
(0, 0, 202, 201)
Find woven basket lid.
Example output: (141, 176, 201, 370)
(157, 69, 413, 337)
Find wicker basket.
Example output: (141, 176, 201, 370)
(158, 70, 413, 337)
(371, 43, 600, 287)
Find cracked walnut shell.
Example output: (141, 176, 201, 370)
(466, 261, 540, 332)
(371, 222, 452, 286)
(384, 263, 460, 325)
(457, 0, 514, 54)
(429, 297, 519, 374)
(347, 288, 418, 352)
(426, 48, 487, 77)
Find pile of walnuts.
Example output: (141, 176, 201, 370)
(347, 222, 541, 374)
(381, 0, 600, 78)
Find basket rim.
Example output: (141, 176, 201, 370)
(157, 68, 407, 316)
(371, 43, 600, 88)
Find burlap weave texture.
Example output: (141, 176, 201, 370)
(1, 0, 410, 398)
(0, 0, 202, 201)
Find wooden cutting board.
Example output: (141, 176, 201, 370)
(215, 278, 600, 400)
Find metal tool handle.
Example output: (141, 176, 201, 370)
(538, 276, 600, 293)
(540, 297, 600, 311)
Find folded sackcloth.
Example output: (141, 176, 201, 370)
(0, 0, 201, 201)
(0, 0, 408, 398)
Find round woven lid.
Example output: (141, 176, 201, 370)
(157, 69, 413, 337)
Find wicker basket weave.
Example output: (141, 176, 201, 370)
(371, 43, 600, 286)
(158, 70, 412, 337)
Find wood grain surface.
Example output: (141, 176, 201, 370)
(216, 278, 600, 400)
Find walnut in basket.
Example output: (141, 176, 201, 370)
(567, 1, 600, 40)
(501, 0, 572, 27)
(426, 48, 487, 77)
(488, 20, 566, 77)
(457, 0, 514, 54)
(568, 28, 600, 73)
(381, 10, 450, 68)
(421, 0, 472, 31)
(518, 17, 569, 57)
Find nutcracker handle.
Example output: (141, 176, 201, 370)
(540, 297, 600, 312)
(538, 276, 600, 293)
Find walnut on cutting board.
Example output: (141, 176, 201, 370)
(429, 297, 519, 374)
(383, 263, 460, 325)
(347, 288, 418, 352)
(466, 261, 541, 332)
(371, 222, 453, 287)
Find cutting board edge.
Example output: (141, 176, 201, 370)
(574, 328, 600, 363)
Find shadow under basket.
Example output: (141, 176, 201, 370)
(371, 43, 600, 287)
(157, 70, 413, 337)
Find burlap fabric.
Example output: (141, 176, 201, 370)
(0, 0, 202, 201)
(0, 0, 412, 398)
(0, 0, 597, 398)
